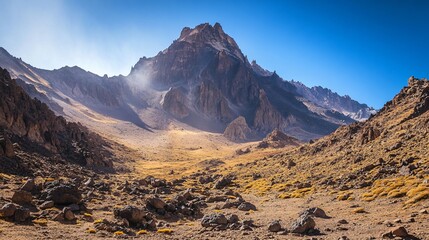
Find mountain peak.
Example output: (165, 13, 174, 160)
(177, 23, 245, 61)
(178, 23, 224, 41)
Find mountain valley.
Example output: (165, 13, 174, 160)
(0, 23, 428, 240)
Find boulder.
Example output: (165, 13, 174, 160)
(290, 213, 316, 234)
(114, 206, 147, 224)
(43, 184, 81, 205)
(201, 213, 228, 227)
(300, 207, 329, 218)
(268, 220, 282, 232)
(11, 190, 33, 204)
(391, 226, 409, 237)
(14, 207, 30, 222)
(0, 203, 16, 217)
(39, 201, 55, 210)
(20, 179, 35, 192)
(237, 202, 256, 211)
(146, 197, 166, 209)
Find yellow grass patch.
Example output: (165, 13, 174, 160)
(157, 228, 173, 234)
(352, 207, 365, 213)
(136, 230, 148, 235)
(113, 231, 125, 236)
(32, 219, 48, 226)
(361, 176, 429, 205)
(278, 187, 313, 199)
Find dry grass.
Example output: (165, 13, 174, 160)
(86, 228, 96, 234)
(157, 228, 174, 234)
(352, 207, 366, 214)
(113, 231, 125, 236)
(32, 219, 48, 226)
(278, 187, 314, 199)
(337, 192, 352, 201)
(136, 230, 148, 235)
(361, 176, 429, 206)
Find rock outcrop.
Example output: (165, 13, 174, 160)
(0, 68, 113, 174)
(257, 129, 301, 148)
(223, 116, 253, 142)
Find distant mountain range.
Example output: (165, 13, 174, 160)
(0, 23, 375, 141)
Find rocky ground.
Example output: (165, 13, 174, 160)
(1, 70, 429, 239)
(1, 170, 428, 239)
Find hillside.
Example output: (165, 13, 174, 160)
(238, 76, 429, 208)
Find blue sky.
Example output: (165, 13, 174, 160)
(0, 0, 428, 109)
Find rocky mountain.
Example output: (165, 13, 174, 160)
(0, 23, 374, 141)
(291, 80, 376, 121)
(0, 68, 113, 175)
(126, 23, 364, 140)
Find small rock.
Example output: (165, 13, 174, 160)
(63, 207, 75, 221)
(268, 220, 282, 232)
(213, 176, 232, 189)
(39, 201, 55, 210)
(84, 178, 95, 187)
(338, 236, 350, 240)
(391, 226, 408, 237)
(337, 219, 348, 224)
(0, 203, 17, 217)
(240, 224, 253, 231)
(53, 212, 64, 221)
(238, 202, 256, 211)
(419, 209, 428, 214)
(393, 218, 401, 223)
(20, 179, 35, 192)
(14, 207, 30, 222)
(383, 220, 393, 226)
(11, 190, 33, 204)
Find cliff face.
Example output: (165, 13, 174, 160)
(0, 68, 112, 174)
